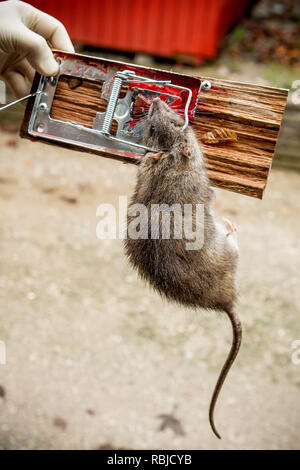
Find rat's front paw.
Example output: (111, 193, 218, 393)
(223, 218, 237, 238)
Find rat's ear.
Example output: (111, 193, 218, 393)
(147, 151, 163, 161)
(181, 147, 191, 159)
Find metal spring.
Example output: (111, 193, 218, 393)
(101, 76, 123, 134)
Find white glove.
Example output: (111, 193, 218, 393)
(0, 0, 74, 98)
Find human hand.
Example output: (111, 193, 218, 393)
(0, 0, 74, 98)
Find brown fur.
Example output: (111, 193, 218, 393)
(124, 98, 242, 438)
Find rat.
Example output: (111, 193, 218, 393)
(124, 97, 242, 439)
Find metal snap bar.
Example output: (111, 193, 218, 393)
(100, 70, 171, 136)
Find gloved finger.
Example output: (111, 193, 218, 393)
(2, 69, 29, 99)
(29, 10, 74, 52)
(17, 58, 35, 83)
(15, 25, 59, 76)
(19, 2, 74, 52)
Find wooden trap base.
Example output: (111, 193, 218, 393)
(20, 58, 288, 199)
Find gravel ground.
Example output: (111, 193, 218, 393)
(0, 127, 299, 450)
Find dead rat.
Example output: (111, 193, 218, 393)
(124, 98, 242, 439)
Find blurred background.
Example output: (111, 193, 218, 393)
(0, 0, 299, 450)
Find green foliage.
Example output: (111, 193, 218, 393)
(228, 25, 245, 44)
(262, 62, 299, 88)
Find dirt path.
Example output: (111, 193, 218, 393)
(0, 131, 299, 450)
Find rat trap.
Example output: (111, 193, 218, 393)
(20, 51, 288, 199)
(21, 51, 204, 160)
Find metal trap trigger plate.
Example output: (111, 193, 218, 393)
(27, 51, 208, 162)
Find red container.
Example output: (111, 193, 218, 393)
(28, 0, 250, 63)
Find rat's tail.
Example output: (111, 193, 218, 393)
(209, 308, 242, 439)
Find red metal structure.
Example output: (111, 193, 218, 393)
(29, 0, 251, 63)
